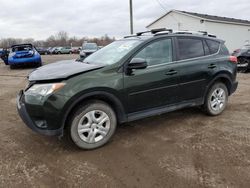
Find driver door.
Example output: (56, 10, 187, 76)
(124, 38, 180, 113)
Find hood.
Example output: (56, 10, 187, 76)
(82, 49, 97, 53)
(28, 59, 104, 81)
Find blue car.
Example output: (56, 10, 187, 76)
(8, 44, 42, 69)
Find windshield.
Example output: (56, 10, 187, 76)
(83, 40, 142, 65)
(82, 43, 98, 50)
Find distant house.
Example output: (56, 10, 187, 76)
(147, 10, 250, 52)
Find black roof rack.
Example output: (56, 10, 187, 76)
(124, 28, 173, 38)
(124, 28, 217, 38)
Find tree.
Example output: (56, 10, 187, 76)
(56, 31, 69, 46)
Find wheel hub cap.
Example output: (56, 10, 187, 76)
(77, 110, 111, 143)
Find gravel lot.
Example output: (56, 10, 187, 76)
(0, 54, 250, 188)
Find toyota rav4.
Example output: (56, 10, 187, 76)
(17, 29, 238, 150)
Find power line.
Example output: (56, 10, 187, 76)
(155, 0, 167, 11)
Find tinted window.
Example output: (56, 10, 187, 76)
(177, 38, 204, 60)
(203, 40, 210, 55)
(220, 44, 229, 55)
(134, 39, 172, 66)
(206, 40, 220, 54)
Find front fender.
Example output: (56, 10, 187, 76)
(61, 89, 127, 131)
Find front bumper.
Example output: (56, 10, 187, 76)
(17, 90, 63, 136)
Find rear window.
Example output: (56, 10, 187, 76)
(206, 40, 220, 54)
(177, 38, 205, 60)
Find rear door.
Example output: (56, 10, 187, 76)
(175, 37, 220, 101)
(124, 38, 181, 113)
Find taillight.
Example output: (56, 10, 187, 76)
(229, 56, 237, 63)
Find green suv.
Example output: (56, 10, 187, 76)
(17, 29, 238, 149)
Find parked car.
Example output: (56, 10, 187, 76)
(46, 47, 53, 54)
(8, 44, 42, 69)
(17, 29, 238, 150)
(36, 47, 49, 55)
(232, 44, 250, 72)
(71, 47, 81, 54)
(79, 43, 98, 59)
(49, 47, 61, 54)
(0, 48, 10, 65)
(55, 47, 72, 54)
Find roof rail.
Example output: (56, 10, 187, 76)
(154, 29, 217, 38)
(198, 31, 216, 38)
(124, 28, 173, 38)
(125, 28, 217, 38)
(136, 28, 173, 36)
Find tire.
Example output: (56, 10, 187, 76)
(10, 64, 14, 69)
(35, 62, 42, 68)
(203, 82, 228, 116)
(69, 101, 117, 150)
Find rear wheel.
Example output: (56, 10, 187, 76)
(35, 62, 42, 67)
(10, 64, 15, 69)
(69, 101, 117, 150)
(203, 82, 228, 116)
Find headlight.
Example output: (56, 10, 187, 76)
(25, 83, 66, 96)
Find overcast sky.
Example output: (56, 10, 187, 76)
(0, 0, 249, 40)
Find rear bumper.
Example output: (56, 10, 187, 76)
(230, 81, 238, 95)
(9, 56, 41, 65)
(17, 90, 63, 136)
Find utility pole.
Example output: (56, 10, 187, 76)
(129, 0, 134, 34)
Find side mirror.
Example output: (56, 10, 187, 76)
(128, 58, 148, 70)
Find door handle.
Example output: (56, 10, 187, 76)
(208, 64, 217, 69)
(165, 70, 178, 75)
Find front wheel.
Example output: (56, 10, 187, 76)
(69, 101, 117, 150)
(203, 82, 228, 116)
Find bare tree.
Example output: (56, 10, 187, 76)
(56, 31, 69, 46)
(0, 32, 115, 48)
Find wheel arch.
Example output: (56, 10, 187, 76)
(204, 73, 234, 101)
(62, 91, 127, 133)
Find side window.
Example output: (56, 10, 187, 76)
(220, 44, 229, 55)
(206, 40, 220, 54)
(134, 39, 172, 66)
(203, 40, 210, 55)
(177, 38, 205, 60)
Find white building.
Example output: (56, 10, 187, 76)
(147, 10, 250, 52)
